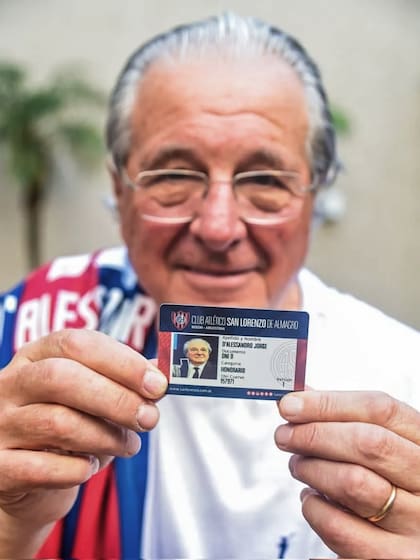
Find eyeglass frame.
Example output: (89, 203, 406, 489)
(121, 167, 318, 226)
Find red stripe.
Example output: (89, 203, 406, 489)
(36, 465, 121, 558)
(14, 254, 100, 350)
(72, 464, 121, 558)
(36, 519, 64, 558)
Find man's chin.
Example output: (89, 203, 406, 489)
(158, 270, 260, 307)
(162, 282, 269, 308)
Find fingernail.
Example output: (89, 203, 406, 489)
(89, 455, 100, 475)
(281, 395, 304, 417)
(275, 424, 293, 449)
(137, 403, 160, 431)
(126, 431, 142, 455)
(300, 487, 318, 504)
(288, 454, 298, 474)
(300, 488, 310, 504)
(143, 369, 168, 396)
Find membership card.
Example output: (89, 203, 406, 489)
(158, 304, 309, 400)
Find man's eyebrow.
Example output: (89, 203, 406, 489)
(236, 149, 290, 171)
(142, 146, 204, 170)
(141, 147, 293, 172)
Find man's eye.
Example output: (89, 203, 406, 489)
(236, 174, 289, 190)
(141, 172, 204, 188)
(142, 173, 181, 186)
(252, 174, 289, 189)
(164, 172, 192, 182)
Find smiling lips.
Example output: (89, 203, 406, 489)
(178, 265, 258, 276)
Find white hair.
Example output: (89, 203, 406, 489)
(106, 12, 339, 187)
(183, 338, 212, 355)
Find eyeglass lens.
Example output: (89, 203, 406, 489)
(136, 170, 304, 222)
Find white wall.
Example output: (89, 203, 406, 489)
(0, 0, 419, 328)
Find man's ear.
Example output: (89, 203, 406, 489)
(107, 156, 124, 199)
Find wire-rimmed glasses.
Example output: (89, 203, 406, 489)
(123, 168, 316, 225)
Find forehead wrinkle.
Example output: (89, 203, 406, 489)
(131, 63, 310, 174)
(140, 145, 205, 169)
(199, 105, 304, 133)
(192, 107, 309, 166)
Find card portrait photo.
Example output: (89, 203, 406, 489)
(171, 333, 219, 381)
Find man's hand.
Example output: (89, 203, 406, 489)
(276, 390, 420, 559)
(0, 329, 167, 556)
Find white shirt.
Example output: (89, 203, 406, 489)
(141, 269, 420, 558)
(188, 362, 206, 378)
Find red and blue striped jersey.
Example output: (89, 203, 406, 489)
(0, 247, 156, 558)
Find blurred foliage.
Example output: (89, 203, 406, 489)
(331, 105, 351, 136)
(0, 61, 105, 269)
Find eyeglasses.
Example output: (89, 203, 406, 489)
(123, 168, 316, 225)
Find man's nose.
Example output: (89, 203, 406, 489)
(189, 182, 247, 252)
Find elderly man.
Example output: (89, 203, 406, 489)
(174, 338, 217, 379)
(0, 13, 419, 559)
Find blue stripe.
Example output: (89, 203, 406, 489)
(61, 486, 84, 559)
(143, 319, 157, 360)
(96, 261, 155, 557)
(114, 319, 155, 558)
(0, 282, 24, 368)
(115, 433, 149, 558)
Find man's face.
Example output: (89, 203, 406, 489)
(113, 55, 314, 309)
(186, 340, 210, 366)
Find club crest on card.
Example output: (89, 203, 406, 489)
(171, 311, 190, 330)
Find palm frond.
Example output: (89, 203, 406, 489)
(0, 62, 25, 101)
(57, 122, 104, 168)
(0, 59, 105, 268)
(50, 65, 106, 106)
(7, 135, 50, 187)
(331, 106, 351, 136)
(12, 90, 64, 124)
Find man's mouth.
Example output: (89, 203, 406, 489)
(177, 265, 257, 276)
